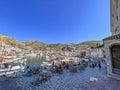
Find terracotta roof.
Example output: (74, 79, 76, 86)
(103, 34, 120, 41)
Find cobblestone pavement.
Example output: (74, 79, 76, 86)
(16, 63, 108, 90)
(84, 77, 120, 90)
(0, 60, 120, 90)
(0, 78, 22, 90)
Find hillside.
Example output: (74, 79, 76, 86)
(23, 41, 46, 51)
(0, 35, 24, 49)
(77, 41, 102, 48)
(0, 35, 103, 51)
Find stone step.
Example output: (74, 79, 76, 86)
(108, 73, 120, 80)
(112, 68, 120, 75)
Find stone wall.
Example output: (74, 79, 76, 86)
(104, 39, 120, 76)
(111, 0, 120, 35)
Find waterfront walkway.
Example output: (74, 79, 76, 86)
(0, 60, 120, 90)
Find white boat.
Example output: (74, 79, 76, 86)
(0, 65, 24, 76)
(25, 53, 37, 57)
(0, 58, 27, 76)
(0, 40, 27, 76)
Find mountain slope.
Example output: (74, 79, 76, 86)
(0, 35, 25, 49)
(77, 41, 102, 48)
(23, 41, 46, 50)
(0, 35, 103, 51)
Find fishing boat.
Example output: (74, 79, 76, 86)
(0, 53, 27, 76)
(0, 39, 27, 76)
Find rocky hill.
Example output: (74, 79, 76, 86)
(77, 41, 102, 48)
(23, 41, 46, 51)
(0, 35, 103, 51)
(0, 35, 24, 49)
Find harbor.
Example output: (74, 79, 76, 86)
(1, 0, 120, 89)
(1, 56, 119, 90)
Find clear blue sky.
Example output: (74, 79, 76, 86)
(0, 0, 110, 44)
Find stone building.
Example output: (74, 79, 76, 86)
(103, 0, 120, 79)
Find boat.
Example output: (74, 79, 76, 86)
(0, 55, 27, 76)
(0, 40, 27, 76)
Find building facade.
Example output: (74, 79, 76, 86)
(103, 0, 120, 79)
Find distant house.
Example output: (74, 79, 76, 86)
(103, 0, 120, 79)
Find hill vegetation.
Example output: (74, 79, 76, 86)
(77, 41, 102, 48)
(0, 35, 103, 51)
(23, 41, 46, 51)
(0, 35, 25, 49)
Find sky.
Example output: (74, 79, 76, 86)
(0, 0, 110, 44)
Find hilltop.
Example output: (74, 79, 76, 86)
(0, 35, 103, 51)
(77, 41, 102, 48)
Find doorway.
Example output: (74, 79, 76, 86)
(111, 45, 120, 74)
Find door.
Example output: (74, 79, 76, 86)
(111, 45, 120, 74)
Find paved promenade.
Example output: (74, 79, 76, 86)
(0, 61, 120, 90)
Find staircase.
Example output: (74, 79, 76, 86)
(108, 68, 120, 80)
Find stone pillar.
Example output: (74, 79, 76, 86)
(105, 46, 112, 76)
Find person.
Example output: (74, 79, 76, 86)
(41, 73, 47, 81)
(55, 65, 58, 73)
(62, 62, 66, 69)
(52, 61, 55, 67)
(52, 66, 56, 73)
(66, 63, 69, 69)
(98, 62, 101, 68)
(62, 61, 65, 66)
(58, 64, 63, 74)
(26, 66, 30, 73)
(73, 64, 77, 72)
(26, 66, 29, 69)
